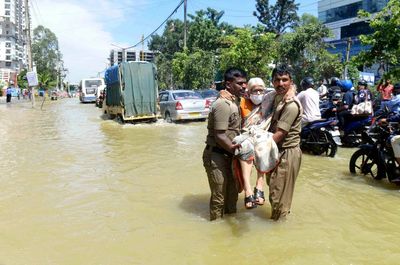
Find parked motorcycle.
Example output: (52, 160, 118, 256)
(300, 118, 339, 157)
(341, 115, 373, 147)
(349, 121, 400, 183)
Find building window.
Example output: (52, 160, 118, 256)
(5, 4, 10, 9)
(5, 42, 11, 48)
(5, 11, 10, 16)
(5, 49, 11, 54)
(5, 0, 10, 2)
(341, 21, 373, 39)
(5, 62, 11, 67)
(319, 0, 389, 24)
(6, 55, 11, 60)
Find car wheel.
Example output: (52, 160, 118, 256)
(164, 112, 172, 123)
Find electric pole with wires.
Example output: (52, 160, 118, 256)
(24, 0, 35, 107)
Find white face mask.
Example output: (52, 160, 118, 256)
(250, 94, 263, 105)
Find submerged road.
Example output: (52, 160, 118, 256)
(0, 98, 399, 264)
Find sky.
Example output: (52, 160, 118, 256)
(32, 0, 318, 84)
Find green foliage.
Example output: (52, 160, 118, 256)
(172, 49, 215, 89)
(32, 25, 61, 85)
(277, 14, 341, 84)
(17, 69, 28, 89)
(38, 72, 57, 89)
(155, 54, 174, 90)
(353, 0, 400, 79)
(253, 0, 299, 34)
(149, 19, 184, 60)
(219, 28, 277, 81)
(187, 8, 235, 53)
(149, 8, 235, 88)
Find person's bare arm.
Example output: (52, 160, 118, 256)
(272, 128, 288, 144)
(215, 130, 239, 154)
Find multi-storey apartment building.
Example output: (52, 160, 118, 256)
(0, 0, 27, 82)
(109, 49, 155, 66)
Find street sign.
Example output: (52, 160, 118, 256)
(26, 71, 38, 86)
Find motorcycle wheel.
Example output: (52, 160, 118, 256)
(349, 149, 385, 180)
(309, 130, 337, 157)
(324, 131, 337, 157)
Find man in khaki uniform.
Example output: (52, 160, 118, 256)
(268, 64, 303, 221)
(203, 68, 247, 221)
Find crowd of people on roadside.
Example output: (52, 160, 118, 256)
(202, 64, 400, 222)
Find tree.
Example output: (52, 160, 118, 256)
(32, 25, 62, 84)
(187, 8, 235, 52)
(253, 0, 299, 35)
(172, 49, 215, 89)
(149, 19, 185, 60)
(149, 10, 236, 88)
(277, 14, 342, 84)
(17, 69, 28, 89)
(353, 0, 400, 79)
(219, 28, 277, 81)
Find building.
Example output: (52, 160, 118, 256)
(318, 0, 390, 80)
(109, 49, 155, 66)
(0, 0, 27, 83)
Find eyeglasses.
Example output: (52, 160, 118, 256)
(250, 89, 265, 95)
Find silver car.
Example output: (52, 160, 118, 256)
(158, 90, 210, 122)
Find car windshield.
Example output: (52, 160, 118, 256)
(200, 90, 219, 98)
(172, 91, 202, 100)
(85, 80, 102, 87)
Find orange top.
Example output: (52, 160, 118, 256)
(240, 97, 255, 119)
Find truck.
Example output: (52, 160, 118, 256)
(103, 61, 159, 123)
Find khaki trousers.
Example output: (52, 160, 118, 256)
(203, 147, 238, 221)
(267, 146, 302, 221)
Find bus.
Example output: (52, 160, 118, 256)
(79, 78, 105, 103)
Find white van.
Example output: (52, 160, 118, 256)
(79, 78, 105, 103)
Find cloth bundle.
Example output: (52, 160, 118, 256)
(233, 124, 279, 173)
(351, 101, 373, 115)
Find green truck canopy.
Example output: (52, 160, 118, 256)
(105, 62, 158, 118)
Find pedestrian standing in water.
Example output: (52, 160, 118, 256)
(267, 64, 303, 221)
(6, 81, 13, 103)
(202, 67, 247, 221)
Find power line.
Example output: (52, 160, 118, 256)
(32, 0, 45, 25)
(125, 0, 185, 49)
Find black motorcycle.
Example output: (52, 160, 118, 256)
(349, 121, 400, 183)
(301, 119, 339, 157)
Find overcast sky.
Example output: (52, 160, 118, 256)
(32, 0, 318, 83)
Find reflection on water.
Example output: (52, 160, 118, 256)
(1, 98, 400, 264)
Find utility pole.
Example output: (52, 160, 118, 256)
(344, 37, 352, 80)
(183, 0, 187, 49)
(24, 0, 34, 107)
(141, 34, 144, 61)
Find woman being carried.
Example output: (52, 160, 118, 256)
(225, 80, 296, 209)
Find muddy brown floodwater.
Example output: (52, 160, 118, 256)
(1, 98, 400, 264)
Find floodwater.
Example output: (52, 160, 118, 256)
(1, 98, 400, 265)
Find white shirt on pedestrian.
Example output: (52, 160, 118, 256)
(317, 84, 328, 99)
(297, 88, 321, 123)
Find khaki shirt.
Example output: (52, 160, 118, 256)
(269, 96, 302, 149)
(205, 95, 241, 148)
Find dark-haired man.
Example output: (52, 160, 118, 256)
(203, 67, 247, 221)
(267, 64, 303, 221)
